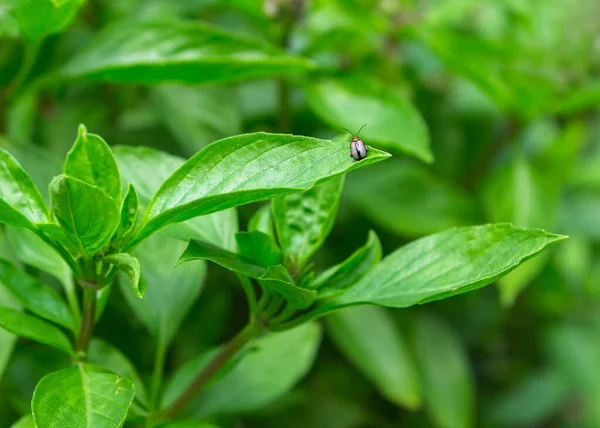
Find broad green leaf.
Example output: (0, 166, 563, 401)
(112, 183, 139, 246)
(178, 239, 265, 279)
(333, 224, 566, 308)
(0, 148, 49, 227)
(10, 414, 34, 428)
(0, 282, 21, 380)
(49, 175, 120, 257)
(88, 338, 148, 407)
(259, 265, 316, 310)
(411, 314, 474, 428)
(311, 231, 381, 298)
(235, 231, 283, 268)
(326, 306, 421, 409)
(133, 133, 389, 246)
(163, 323, 322, 418)
(306, 76, 432, 162)
(0, 259, 75, 331)
(120, 233, 206, 348)
(105, 253, 143, 298)
(114, 146, 238, 250)
(8, 0, 85, 41)
(32, 364, 136, 427)
(248, 204, 274, 237)
(64, 124, 121, 201)
(62, 20, 315, 84)
(273, 176, 344, 269)
(152, 85, 241, 154)
(348, 160, 481, 237)
(0, 307, 73, 355)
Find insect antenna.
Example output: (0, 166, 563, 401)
(342, 127, 354, 137)
(356, 124, 367, 137)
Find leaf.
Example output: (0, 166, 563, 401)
(8, 0, 85, 41)
(87, 338, 148, 407)
(133, 132, 390, 246)
(0, 259, 75, 331)
(273, 176, 344, 268)
(332, 224, 566, 309)
(161, 423, 219, 428)
(152, 85, 241, 154)
(556, 79, 600, 114)
(0, 307, 73, 355)
(163, 323, 322, 418)
(112, 183, 139, 246)
(49, 175, 120, 257)
(120, 233, 206, 348)
(0, 148, 49, 227)
(348, 160, 481, 237)
(114, 146, 238, 250)
(326, 306, 421, 409)
(32, 364, 136, 427)
(248, 204, 274, 237)
(105, 253, 143, 298)
(235, 231, 283, 268)
(64, 124, 122, 201)
(178, 239, 265, 279)
(10, 414, 35, 428)
(411, 314, 474, 428)
(62, 20, 315, 84)
(306, 76, 432, 162)
(0, 281, 21, 380)
(312, 231, 381, 298)
(259, 265, 316, 310)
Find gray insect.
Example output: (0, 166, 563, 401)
(344, 124, 368, 161)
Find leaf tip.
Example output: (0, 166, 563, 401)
(77, 124, 88, 140)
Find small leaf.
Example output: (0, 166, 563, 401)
(306, 76, 432, 162)
(312, 231, 381, 298)
(411, 314, 474, 428)
(133, 133, 389, 246)
(235, 231, 283, 268)
(112, 183, 139, 246)
(0, 259, 75, 331)
(64, 124, 121, 201)
(8, 0, 85, 41)
(333, 224, 566, 309)
(0, 307, 73, 355)
(163, 323, 322, 418)
(273, 176, 344, 269)
(326, 306, 421, 409)
(259, 265, 316, 310)
(32, 364, 136, 427)
(105, 253, 143, 298)
(49, 175, 120, 257)
(62, 20, 315, 84)
(248, 204, 274, 237)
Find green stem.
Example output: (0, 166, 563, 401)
(6, 40, 41, 101)
(237, 274, 258, 319)
(149, 322, 261, 423)
(75, 287, 97, 357)
(268, 302, 296, 327)
(149, 337, 167, 412)
(261, 295, 284, 321)
(63, 275, 81, 328)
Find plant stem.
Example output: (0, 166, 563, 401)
(75, 287, 97, 356)
(63, 275, 81, 328)
(237, 274, 258, 319)
(6, 40, 41, 101)
(150, 322, 261, 423)
(149, 337, 167, 412)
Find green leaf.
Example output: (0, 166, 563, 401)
(0, 148, 49, 227)
(161, 423, 219, 428)
(32, 364, 136, 427)
(0, 259, 75, 331)
(273, 176, 344, 269)
(306, 76, 432, 162)
(152, 85, 241, 154)
(312, 231, 381, 298)
(121, 233, 206, 348)
(235, 231, 283, 268)
(333, 224, 566, 308)
(163, 323, 322, 418)
(348, 160, 481, 237)
(10, 414, 34, 428)
(112, 183, 139, 246)
(105, 253, 143, 298)
(0, 307, 73, 355)
(64, 124, 122, 201)
(178, 239, 265, 279)
(556, 79, 600, 114)
(259, 265, 316, 310)
(248, 204, 274, 237)
(114, 146, 238, 250)
(0, 281, 21, 380)
(326, 306, 422, 409)
(411, 314, 474, 428)
(49, 175, 120, 257)
(9, 0, 85, 41)
(88, 338, 148, 407)
(133, 132, 389, 246)
(62, 20, 315, 84)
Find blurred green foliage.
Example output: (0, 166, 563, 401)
(0, 0, 599, 427)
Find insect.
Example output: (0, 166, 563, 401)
(343, 124, 368, 161)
